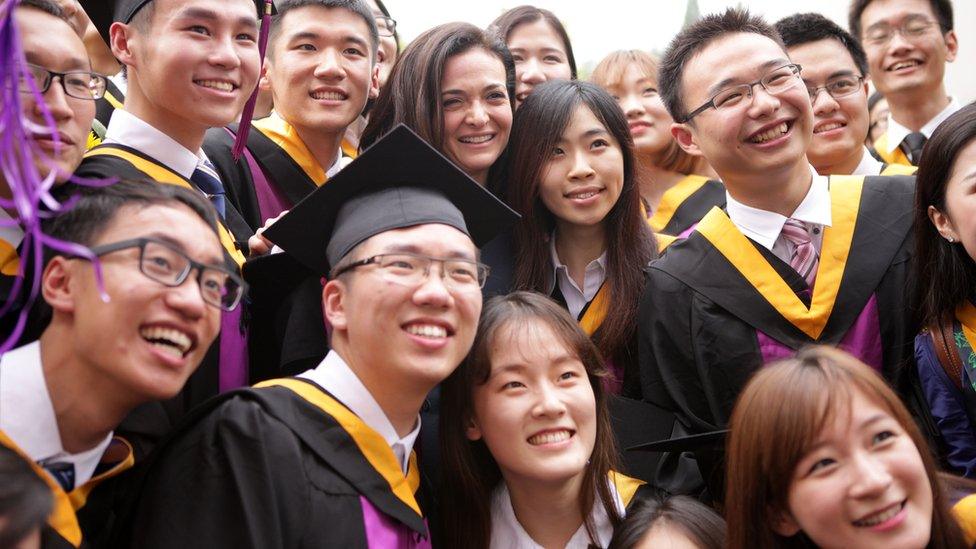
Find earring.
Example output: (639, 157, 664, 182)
(947, 235, 956, 243)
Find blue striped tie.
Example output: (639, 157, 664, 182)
(191, 158, 227, 218)
(40, 459, 75, 492)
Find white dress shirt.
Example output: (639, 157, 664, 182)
(851, 146, 885, 176)
(725, 172, 833, 265)
(0, 342, 113, 488)
(547, 236, 608, 320)
(883, 97, 962, 155)
(0, 208, 24, 249)
(103, 109, 210, 180)
(488, 480, 625, 549)
(299, 350, 420, 474)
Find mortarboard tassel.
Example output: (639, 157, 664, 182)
(231, 0, 273, 161)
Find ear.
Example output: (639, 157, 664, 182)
(465, 416, 482, 441)
(109, 22, 136, 69)
(671, 122, 702, 156)
(771, 509, 801, 537)
(41, 257, 78, 314)
(944, 30, 959, 63)
(322, 278, 348, 332)
(258, 60, 272, 92)
(368, 63, 381, 100)
(928, 205, 958, 242)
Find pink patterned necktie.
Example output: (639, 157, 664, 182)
(780, 218, 819, 287)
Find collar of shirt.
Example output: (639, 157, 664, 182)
(299, 350, 420, 474)
(725, 170, 832, 251)
(103, 109, 203, 179)
(0, 208, 24, 250)
(546, 235, 608, 320)
(0, 342, 113, 488)
(884, 97, 962, 154)
(488, 479, 624, 549)
(851, 146, 885, 176)
(253, 112, 343, 183)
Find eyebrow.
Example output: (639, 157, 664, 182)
(707, 58, 789, 96)
(289, 31, 369, 50)
(145, 232, 223, 266)
(442, 83, 506, 96)
(174, 7, 257, 31)
(379, 242, 476, 261)
(24, 53, 88, 71)
(802, 69, 858, 84)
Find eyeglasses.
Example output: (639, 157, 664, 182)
(375, 16, 397, 38)
(19, 63, 107, 100)
(806, 75, 865, 101)
(680, 63, 802, 123)
(863, 16, 937, 46)
(74, 238, 245, 311)
(332, 252, 489, 290)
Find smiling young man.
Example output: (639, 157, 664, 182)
(123, 126, 517, 546)
(204, 0, 380, 232)
(775, 12, 915, 177)
(850, 0, 959, 166)
(0, 181, 231, 548)
(638, 9, 921, 495)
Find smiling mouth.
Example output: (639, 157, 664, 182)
(748, 121, 791, 144)
(140, 326, 193, 359)
(194, 80, 236, 92)
(814, 121, 846, 134)
(403, 322, 452, 340)
(311, 90, 348, 101)
(528, 429, 574, 445)
(459, 134, 495, 144)
(853, 501, 905, 527)
(887, 60, 922, 72)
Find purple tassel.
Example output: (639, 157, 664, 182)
(231, 0, 273, 160)
(0, 0, 110, 353)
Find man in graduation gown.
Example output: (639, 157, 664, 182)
(0, 181, 230, 549)
(2, 0, 103, 346)
(204, 0, 380, 232)
(639, 9, 921, 494)
(118, 126, 517, 548)
(775, 13, 916, 177)
(850, 0, 960, 166)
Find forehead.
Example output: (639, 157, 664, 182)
(15, 8, 88, 69)
(277, 4, 371, 38)
(489, 317, 576, 369)
(860, 0, 938, 26)
(788, 38, 860, 80)
(96, 203, 224, 263)
(682, 32, 789, 102)
(357, 223, 477, 258)
(152, 0, 257, 25)
(442, 48, 506, 85)
(507, 18, 565, 51)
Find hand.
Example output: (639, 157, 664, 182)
(248, 211, 288, 256)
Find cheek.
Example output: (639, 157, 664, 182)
(543, 63, 572, 81)
(490, 106, 513, 136)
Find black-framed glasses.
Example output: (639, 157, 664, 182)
(863, 16, 937, 46)
(332, 252, 489, 290)
(806, 75, 865, 101)
(19, 63, 107, 100)
(680, 63, 802, 123)
(75, 238, 244, 311)
(375, 16, 396, 37)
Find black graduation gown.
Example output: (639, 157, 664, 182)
(87, 79, 124, 148)
(121, 377, 432, 549)
(647, 175, 726, 236)
(638, 174, 923, 492)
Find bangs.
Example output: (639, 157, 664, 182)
(591, 50, 659, 90)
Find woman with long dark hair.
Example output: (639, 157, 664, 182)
(913, 104, 976, 479)
(439, 292, 646, 548)
(360, 22, 514, 186)
(590, 50, 723, 236)
(487, 5, 576, 108)
(725, 346, 976, 548)
(505, 80, 655, 396)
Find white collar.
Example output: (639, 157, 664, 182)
(545, 234, 608, 293)
(299, 350, 420, 473)
(851, 146, 885, 176)
(0, 208, 24, 250)
(103, 109, 203, 179)
(488, 479, 623, 549)
(725, 170, 833, 251)
(0, 342, 113, 488)
(884, 97, 962, 154)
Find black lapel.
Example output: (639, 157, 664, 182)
(661, 179, 726, 236)
(237, 123, 319, 207)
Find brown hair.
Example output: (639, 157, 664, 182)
(487, 5, 578, 79)
(590, 50, 708, 175)
(439, 291, 621, 549)
(725, 346, 968, 549)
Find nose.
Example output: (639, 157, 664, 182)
(36, 77, 74, 121)
(411, 262, 453, 309)
(532, 382, 568, 418)
(519, 58, 545, 84)
(848, 452, 893, 499)
(208, 33, 242, 70)
(568, 150, 596, 181)
(887, 30, 914, 54)
(811, 88, 840, 116)
(163, 272, 208, 320)
(621, 94, 645, 117)
(747, 84, 782, 118)
(313, 49, 346, 80)
(464, 100, 489, 127)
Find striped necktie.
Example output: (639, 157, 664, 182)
(190, 158, 227, 218)
(40, 459, 75, 492)
(900, 132, 927, 165)
(780, 218, 819, 287)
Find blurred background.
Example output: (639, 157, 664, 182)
(384, 0, 976, 104)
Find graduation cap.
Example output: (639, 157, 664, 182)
(79, 0, 276, 159)
(626, 429, 728, 453)
(261, 124, 520, 276)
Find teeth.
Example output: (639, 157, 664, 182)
(815, 122, 845, 133)
(889, 60, 920, 71)
(195, 80, 234, 92)
(140, 326, 192, 356)
(750, 122, 789, 144)
(854, 502, 904, 527)
(311, 91, 347, 101)
(528, 430, 571, 445)
(568, 191, 599, 199)
(405, 324, 448, 338)
(459, 134, 493, 144)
